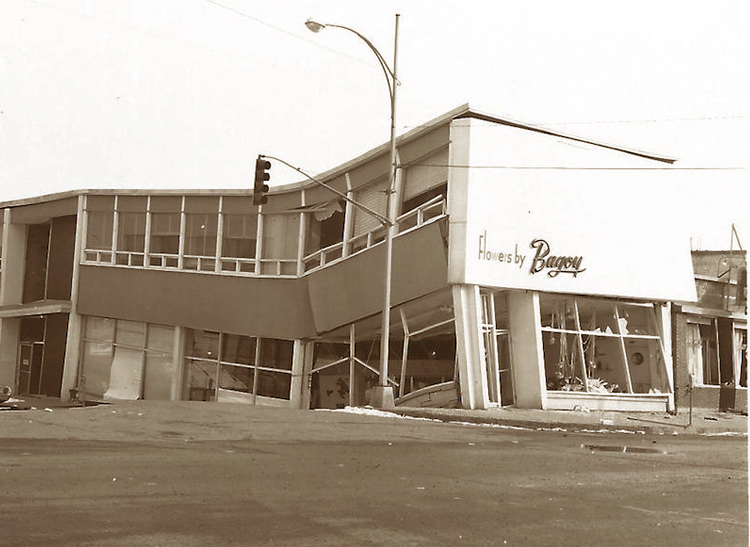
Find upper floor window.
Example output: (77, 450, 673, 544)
(261, 213, 299, 275)
(184, 196, 219, 271)
(86, 196, 115, 253)
(149, 196, 181, 266)
(116, 196, 147, 266)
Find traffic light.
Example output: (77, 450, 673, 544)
(253, 156, 271, 205)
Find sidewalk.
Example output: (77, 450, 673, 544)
(2, 396, 747, 437)
(390, 405, 748, 436)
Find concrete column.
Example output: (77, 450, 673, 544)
(452, 284, 489, 410)
(299, 341, 315, 410)
(446, 119, 471, 284)
(657, 303, 675, 412)
(289, 339, 306, 408)
(508, 291, 546, 409)
(170, 326, 185, 401)
(0, 211, 27, 389)
(61, 196, 85, 400)
(0, 319, 20, 388)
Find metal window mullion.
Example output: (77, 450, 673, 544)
(342, 173, 354, 257)
(573, 300, 589, 392)
(297, 210, 306, 277)
(178, 196, 186, 270)
(81, 207, 90, 262)
(140, 325, 148, 399)
(215, 197, 224, 273)
(144, 196, 152, 266)
(35, 317, 49, 394)
(349, 324, 355, 407)
(713, 319, 722, 385)
(399, 308, 409, 398)
(209, 333, 221, 401)
(485, 292, 501, 404)
(353, 357, 397, 386)
(253, 337, 262, 403)
(649, 304, 671, 391)
(111, 196, 119, 264)
(613, 304, 634, 393)
(410, 318, 455, 339)
(255, 211, 264, 275)
(311, 358, 350, 374)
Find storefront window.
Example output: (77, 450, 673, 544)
(218, 334, 256, 394)
(400, 334, 456, 396)
(81, 340, 114, 399)
(540, 296, 667, 394)
(309, 289, 457, 409)
(184, 330, 293, 402)
(80, 316, 174, 401)
(144, 324, 175, 400)
(735, 327, 747, 387)
(257, 338, 293, 399)
(309, 342, 363, 409)
(687, 319, 747, 387)
(116, 319, 147, 347)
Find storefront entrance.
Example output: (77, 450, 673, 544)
(480, 291, 514, 406)
(16, 314, 68, 397)
(18, 341, 44, 395)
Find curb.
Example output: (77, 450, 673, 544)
(390, 408, 748, 436)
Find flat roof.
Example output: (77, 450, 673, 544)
(0, 104, 677, 209)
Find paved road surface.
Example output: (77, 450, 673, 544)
(0, 402, 747, 546)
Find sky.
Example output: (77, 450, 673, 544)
(0, 0, 747, 250)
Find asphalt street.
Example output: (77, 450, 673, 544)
(0, 402, 747, 546)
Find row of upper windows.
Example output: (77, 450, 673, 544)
(85, 195, 304, 276)
(83, 186, 447, 277)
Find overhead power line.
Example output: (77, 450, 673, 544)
(202, 0, 381, 70)
(535, 115, 744, 125)
(412, 165, 744, 171)
(401, 114, 743, 133)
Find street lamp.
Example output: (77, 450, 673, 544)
(305, 15, 400, 409)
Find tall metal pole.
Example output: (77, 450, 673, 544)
(373, 13, 399, 407)
(304, 14, 400, 408)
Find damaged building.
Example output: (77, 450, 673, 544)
(0, 105, 744, 413)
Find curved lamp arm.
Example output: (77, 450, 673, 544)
(305, 18, 396, 104)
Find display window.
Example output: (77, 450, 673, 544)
(80, 316, 174, 400)
(183, 329, 294, 402)
(539, 295, 668, 394)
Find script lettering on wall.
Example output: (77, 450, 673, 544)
(477, 230, 586, 279)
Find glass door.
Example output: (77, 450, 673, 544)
(18, 342, 44, 395)
(479, 290, 515, 406)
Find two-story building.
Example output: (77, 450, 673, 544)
(672, 249, 747, 413)
(0, 105, 703, 412)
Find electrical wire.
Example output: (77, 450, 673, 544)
(399, 115, 744, 133)
(410, 165, 744, 171)
(202, 0, 381, 70)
